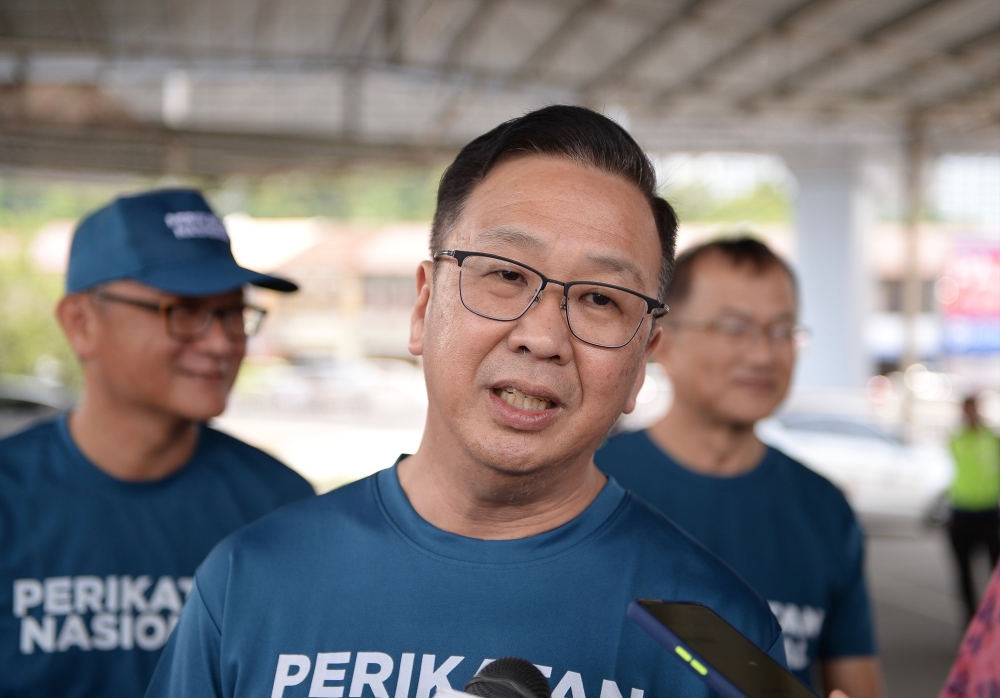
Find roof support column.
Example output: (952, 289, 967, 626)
(783, 146, 874, 388)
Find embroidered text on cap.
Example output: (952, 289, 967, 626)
(164, 212, 229, 242)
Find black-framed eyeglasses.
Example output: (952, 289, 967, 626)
(433, 250, 667, 349)
(93, 290, 267, 342)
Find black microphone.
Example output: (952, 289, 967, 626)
(464, 657, 552, 698)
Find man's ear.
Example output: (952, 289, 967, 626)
(56, 293, 99, 361)
(408, 261, 434, 357)
(622, 323, 663, 415)
(651, 318, 675, 367)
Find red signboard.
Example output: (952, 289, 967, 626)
(940, 241, 1000, 318)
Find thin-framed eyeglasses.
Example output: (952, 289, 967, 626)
(668, 317, 811, 350)
(432, 250, 667, 349)
(93, 290, 267, 341)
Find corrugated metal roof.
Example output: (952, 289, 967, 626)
(0, 0, 996, 174)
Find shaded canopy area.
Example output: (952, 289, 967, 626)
(0, 0, 997, 176)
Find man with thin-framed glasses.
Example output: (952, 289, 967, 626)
(596, 238, 883, 698)
(0, 189, 314, 698)
(431, 249, 667, 349)
(147, 107, 800, 698)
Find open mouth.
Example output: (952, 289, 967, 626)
(493, 387, 554, 411)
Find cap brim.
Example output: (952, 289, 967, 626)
(136, 259, 298, 296)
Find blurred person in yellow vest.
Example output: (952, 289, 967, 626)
(947, 394, 1000, 623)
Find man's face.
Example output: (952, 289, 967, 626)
(657, 254, 797, 427)
(410, 155, 663, 476)
(83, 279, 247, 421)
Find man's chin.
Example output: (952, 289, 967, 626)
(168, 398, 228, 423)
(718, 407, 774, 428)
(466, 434, 580, 480)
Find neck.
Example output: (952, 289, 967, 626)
(646, 400, 765, 477)
(397, 419, 607, 540)
(68, 386, 200, 483)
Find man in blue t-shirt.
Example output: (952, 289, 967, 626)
(0, 189, 315, 697)
(146, 107, 812, 698)
(595, 238, 883, 697)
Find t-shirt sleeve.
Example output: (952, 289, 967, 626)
(816, 512, 878, 659)
(145, 579, 223, 697)
(767, 630, 789, 668)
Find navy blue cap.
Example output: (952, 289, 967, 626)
(66, 189, 298, 295)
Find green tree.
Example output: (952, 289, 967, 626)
(0, 176, 139, 389)
(0, 249, 81, 388)
(664, 182, 792, 223)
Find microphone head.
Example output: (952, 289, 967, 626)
(464, 657, 552, 698)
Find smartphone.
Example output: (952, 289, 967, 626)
(628, 599, 819, 698)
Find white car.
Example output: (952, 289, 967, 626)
(756, 414, 954, 530)
(0, 375, 73, 438)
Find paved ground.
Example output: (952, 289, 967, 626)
(866, 528, 995, 698)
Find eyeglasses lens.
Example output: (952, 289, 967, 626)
(458, 255, 542, 321)
(241, 306, 266, 337)
(166, 306, 264, 341)
(457, 254, 647, 348)
(168, 306, 213, 341)
(565, 284, 648, 348)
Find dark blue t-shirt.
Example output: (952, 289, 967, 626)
(595, 430, 876, 686)
(0, 416, 315, 698)
(145, 463, 786, 698)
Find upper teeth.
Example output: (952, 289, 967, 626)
(497, 387, 552, 411)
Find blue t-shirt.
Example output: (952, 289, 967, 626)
(0, 416, 315, 698)
(145, 463, 786, 698)
(595, 430, 876, 686)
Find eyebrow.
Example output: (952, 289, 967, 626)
(582, 253, 647, 290)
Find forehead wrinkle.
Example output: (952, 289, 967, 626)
(474, 225, 547, 253)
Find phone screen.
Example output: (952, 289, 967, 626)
(637, 600, 817, 698)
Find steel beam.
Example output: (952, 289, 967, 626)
(740, 0, 961, 110)
(67, 0, 107, 48)
(508, 0, 604, 82)
(579, 0, 723, 95)
(440, 0, 501, 68)
(916, 75, 1000, 114)
(652, 0, 839, 104)
(0, 123, 458, 177)
(252, 0, 283, 56)
(386, 0, 432, 63)
(331, 0, 379, 61)
(861, 24, 1000, 99)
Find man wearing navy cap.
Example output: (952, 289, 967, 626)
(0, 189, 315, 697)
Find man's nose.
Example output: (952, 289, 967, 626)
(196, 312, 239, 353)
(506, 288, 572, 363)
(743, 326, 779, 362)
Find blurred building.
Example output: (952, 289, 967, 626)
(869, 223, 1000, 387)
(234, 219, 429, 362)
(229, 215, 1000, 391)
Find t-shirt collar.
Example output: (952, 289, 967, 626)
(373, 458, 628, 565)
(640, 430, 779, 485)
(54, 413, 204, 491)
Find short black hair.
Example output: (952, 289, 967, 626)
(430, 105, 678, 299)
(666, 236, 797, 309)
